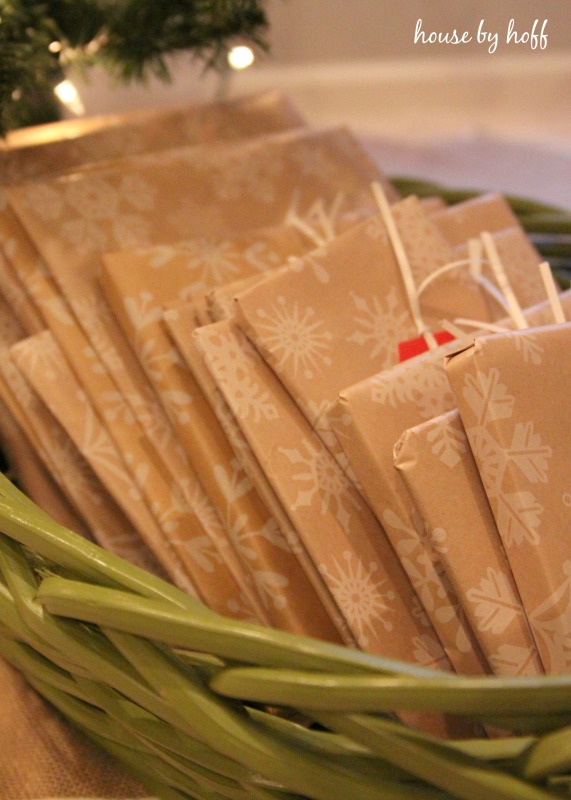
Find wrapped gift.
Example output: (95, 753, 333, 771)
(394, 408, 544, 676)
(1, 127, 387, 591)
(227, 190, 550, 672)
(445, 322, 571, 673)
(162, 301, 344, 642)
(0, 89, 306, 185)
(11, 331, 221, 594)
(193, 316, 460, 671)
(331, 291, 571, 667)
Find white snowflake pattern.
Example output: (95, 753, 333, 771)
(279, 436, 360, 533)
(286, 248, 331, 285)
(73, 295, 125, 375)
(465, 567, 524, 635)
(58, 174, 152, 252)
(414, 362, 455, 420)
(370, 359, 452, 421)
(383, 508, 471, 654)
(463, 368, 515, 426)
(461, 367, 550, 548)
(47, 425, 104, 507)
(370, 368, 416, 408)
(173, 534, 222, 572)
(214, 461, 253, 505)
(204, 149, 284, 204)
(488, 644, 541, 677)
(159, 388, 193, 426)
(288, 144, 342, 184)
(202, 329, 279, 423)
(100, 390, 135, 427)
(513, 332, 544, 366)
(530, 561, 571, 674)
(495, 490, 544, 547)
(412, 634, 450, 670)
(425, 414, 467, 469)
(118, 173, 156, 211)
(256, 296, 333, 379)
(182, 479, 226, 547)
(13, 332, 61, 381)
(124, 290, 163, 332)
(319, 550, 396, 647)
(23, 182, 65, 221)
(77, 392, 141, 497)
(347, 287, 414, 367)
(507, 421, 552, 484)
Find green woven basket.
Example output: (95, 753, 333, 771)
(3, 471, 571, 800)
(1, 183, 571, 800)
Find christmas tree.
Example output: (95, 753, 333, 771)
(0, 0, 269, 137)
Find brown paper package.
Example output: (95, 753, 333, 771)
(0, 89, 306, 185)
(331, 291, 571, 671)
(229, 193, 545, 673)
(445, 322, 571, 674)
(2, 127, 388, 601)
(394, 408, 545, 676)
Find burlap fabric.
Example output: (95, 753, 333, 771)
(0, 658, 147, 799)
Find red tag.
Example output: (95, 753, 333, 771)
(398, 330, 456, 363)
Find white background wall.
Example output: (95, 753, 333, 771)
(72, 0, 571, 115)
(264, 0, 570, 63)
(68, 1, 571, 207)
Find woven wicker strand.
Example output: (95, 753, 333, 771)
(2, 474, 571, 800)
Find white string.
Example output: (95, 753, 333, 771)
(539, 261, 566, 324)
(470, 271, 513, 313)
(417, 257, 484, 296)
(372, 181, 438, 350)
(468, 237, 483, 278)
(481, 231, 528, 330)
(440, 318, 474, 343)
(452, 317, 510, 334)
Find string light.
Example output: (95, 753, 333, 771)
(227, 45, 254, 70)
(53, 79, 85, 116)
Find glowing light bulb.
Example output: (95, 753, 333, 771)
(54, 79, 85, 116)
(227, 45, 255, 70)
(48, 41, 62, 53)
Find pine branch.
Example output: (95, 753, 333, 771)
(0, 0, 269, 137)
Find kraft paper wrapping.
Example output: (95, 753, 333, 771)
(2, 127, 387, 592)
(99, 226, 343, 638)
(193, 317, 457, 672)
(0, 348, 170, 577)
(0, 206, 247, 609)
(162, 300, 342, 642)
(394, 408, 544, 676)
(430, 193, 521, 247)
(0, 292, 89, 536)
(445, 322, 571, 674)
(0, 97, 319, 592)
(231, 194, 521, 673)
(0, 398, 89, 534)
(431, 193, 546, 311)
(0, 89, 306, 185)
(331, 291, 571, 669)
(232, 192, 540, 470)
(9, 331, 191, 576)
(10, 330, 265, 617)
